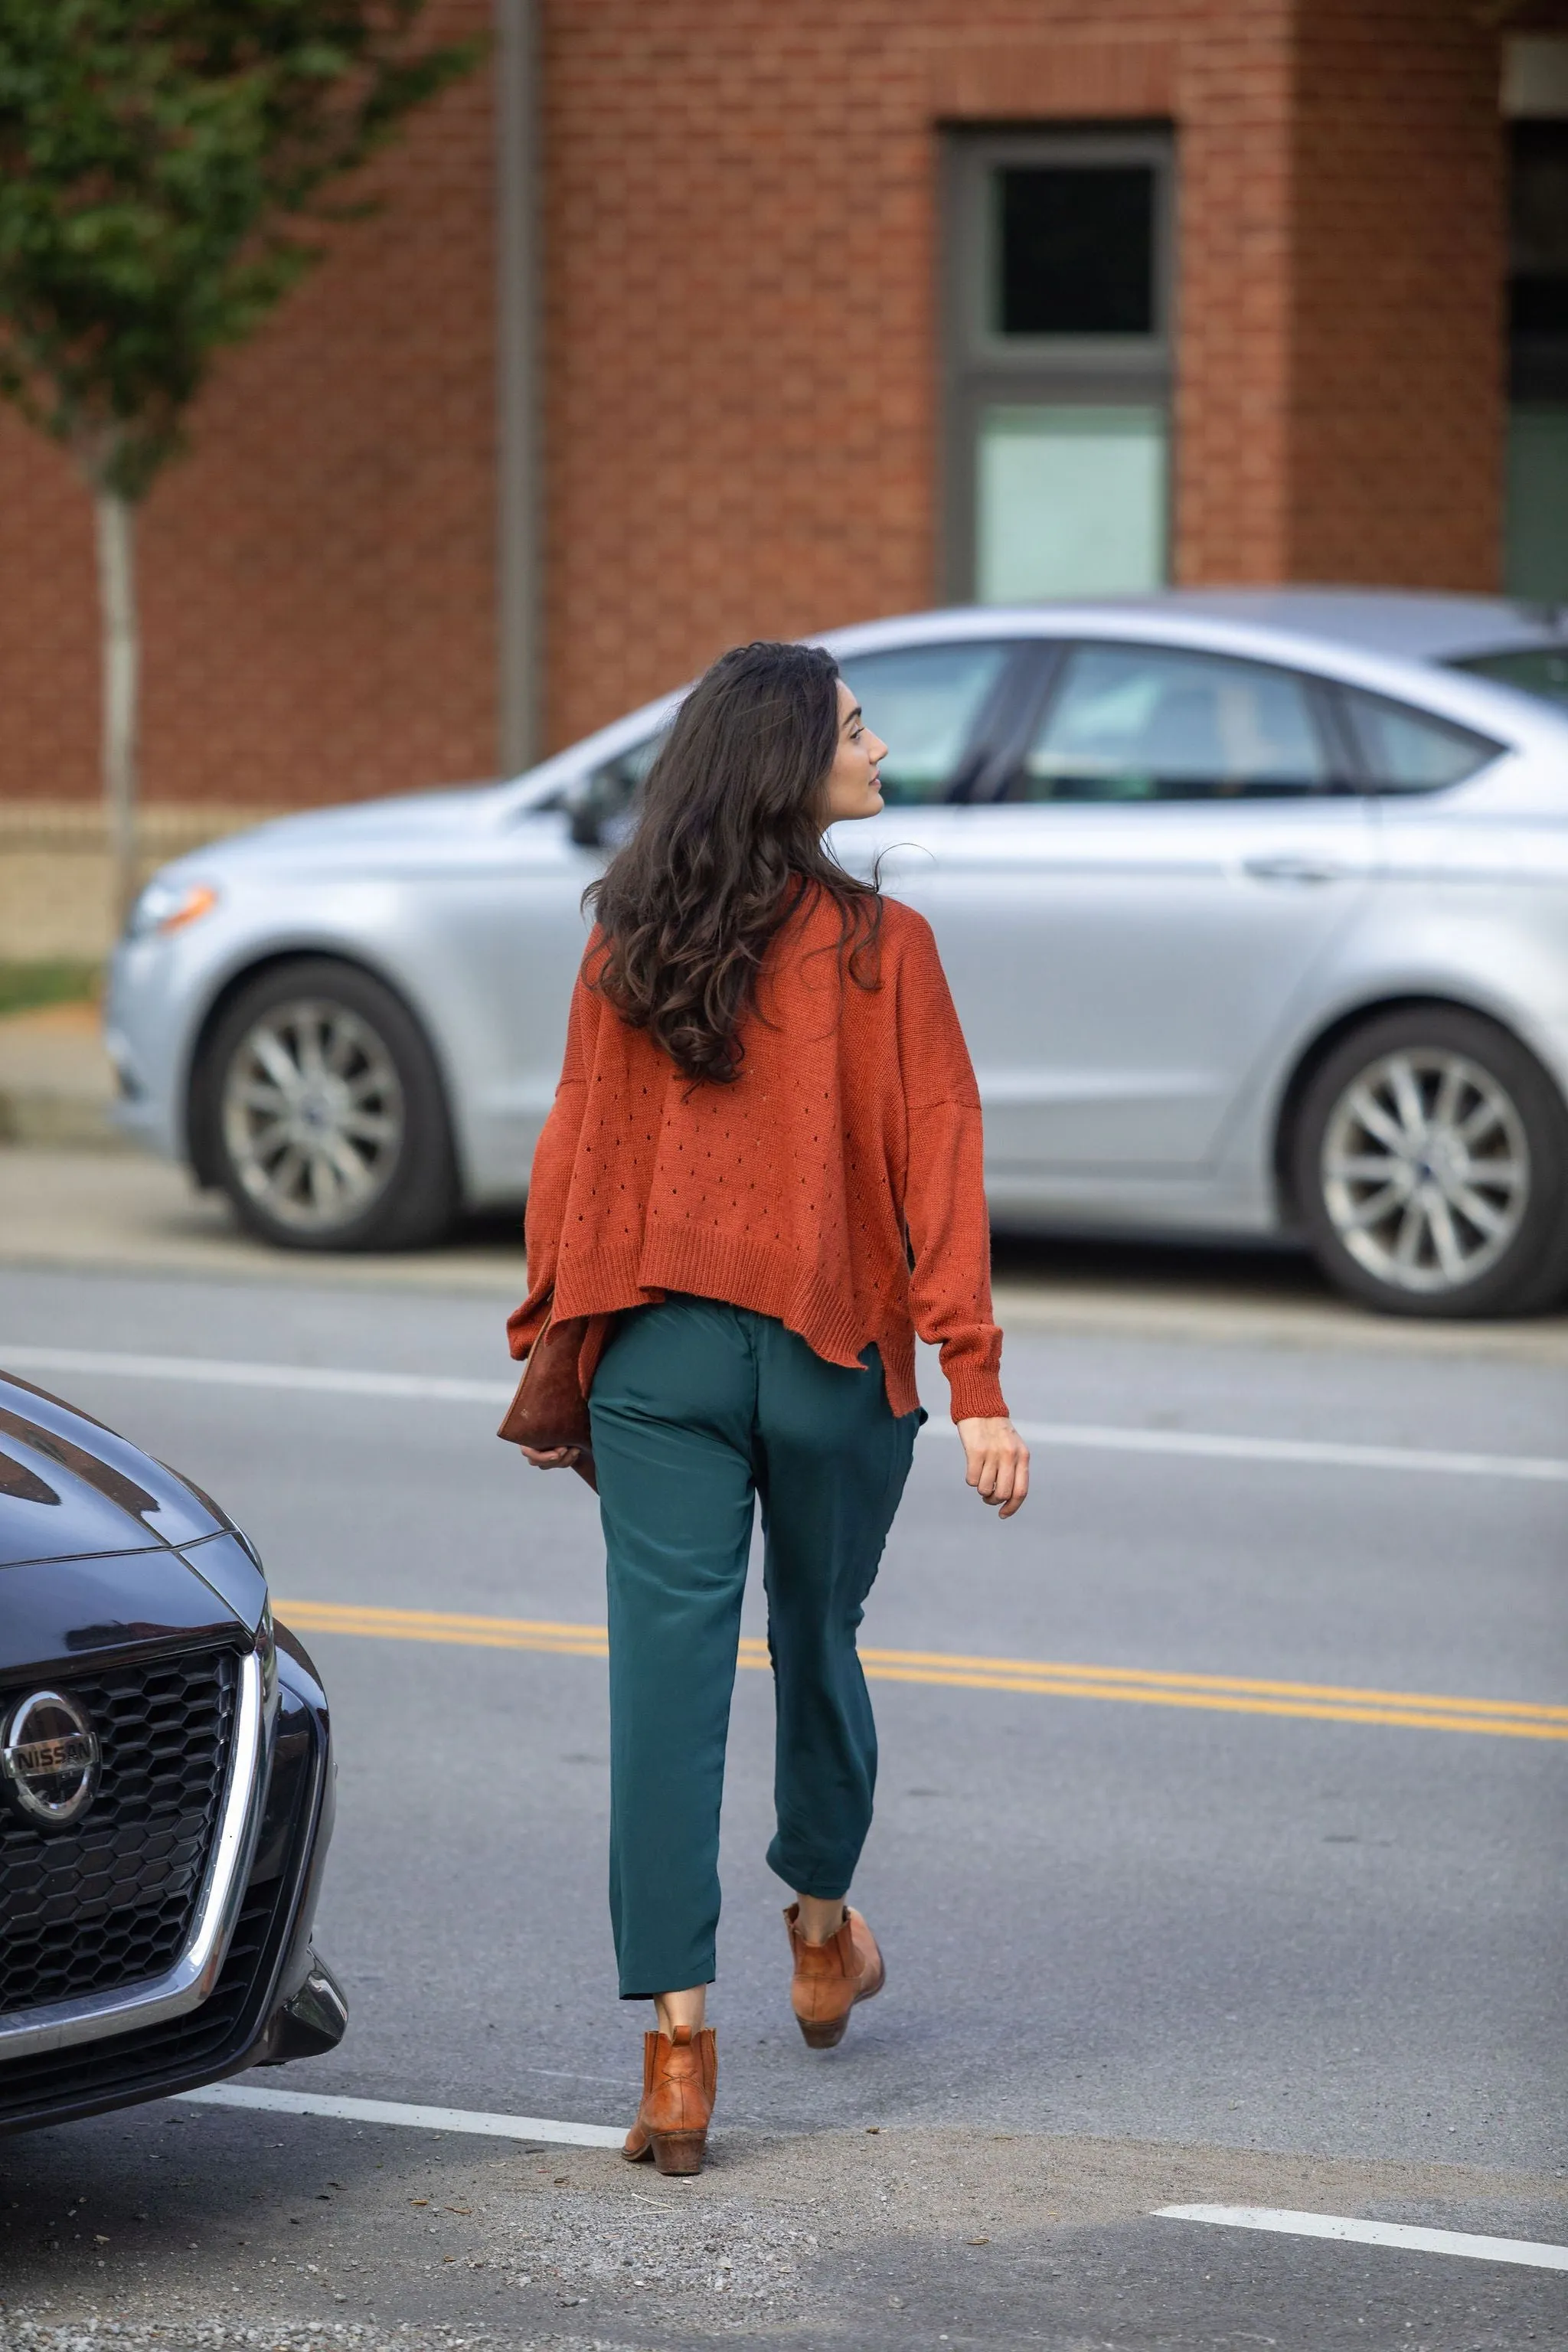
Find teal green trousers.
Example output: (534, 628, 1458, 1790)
(589, 1296, 922, 2000)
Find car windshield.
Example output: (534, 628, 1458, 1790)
(1445, 644, 1568, 710)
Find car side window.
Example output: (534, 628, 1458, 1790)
(833, 642, 1010, 805)
(1338, 685, 1501, 792)
(1008, 642, 1331, 802)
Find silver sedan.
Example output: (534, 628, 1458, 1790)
(107, 590, 1568, 1318)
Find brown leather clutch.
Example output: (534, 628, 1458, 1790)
(497, 1310, 597, 1491)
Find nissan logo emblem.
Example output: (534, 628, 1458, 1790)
(1, 1689, 100, 1828)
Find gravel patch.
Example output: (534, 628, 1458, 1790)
(482, 2190, 817, 2308)
(0, 2318, 643, 2352)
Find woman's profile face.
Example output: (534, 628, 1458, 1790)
(820, 678, 889, 827)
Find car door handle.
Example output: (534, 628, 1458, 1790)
(1241, 852, 1352, 884)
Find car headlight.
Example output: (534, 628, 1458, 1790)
(126, 877, 220, 939)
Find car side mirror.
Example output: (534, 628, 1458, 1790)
(565, 757, 645, 851)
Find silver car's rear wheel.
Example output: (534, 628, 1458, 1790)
(1294, 1008, 1568, 1317)
(220, 998, 405, 1234)
(198, 960, 458, 1250)
(1319, 1049, 1530, 1293)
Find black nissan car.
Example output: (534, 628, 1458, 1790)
(0, 1368, 345, 2133)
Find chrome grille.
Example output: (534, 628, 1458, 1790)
(0, 1648, 237, 2017)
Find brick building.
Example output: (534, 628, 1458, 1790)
(2, 0, 1566, 825)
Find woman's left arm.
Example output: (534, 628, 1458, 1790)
(505, 972, 599, 1361)
(897, 920, 1030, 1517)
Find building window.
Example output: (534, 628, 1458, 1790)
(1506, 119, 1568, 599)
(943, 130, 1174, 605)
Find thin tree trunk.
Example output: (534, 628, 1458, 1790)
(95, 484, 139, 930)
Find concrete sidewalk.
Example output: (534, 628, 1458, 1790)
(0, 999, 121, 1149)
(0, 1147, 532, 1295)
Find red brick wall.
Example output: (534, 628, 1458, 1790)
(1174, 8, 1297, 583)
(542, 0, 1507, 752)
(541, 2, 1264, 752)
(1286, 0, 1504, 586)
(0, 0, 1511, 813)
(0, 0, 498, 810)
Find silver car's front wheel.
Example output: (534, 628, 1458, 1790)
(1294, 1009, 1568, 1317)
(220, 998, 405, 1234)
(198, 960, 458, 1250)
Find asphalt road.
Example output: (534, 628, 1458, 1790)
(2, 1255, 1565, 2350)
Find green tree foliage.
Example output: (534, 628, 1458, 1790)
(0, 0, 482, 496)
(0, 1, 482, 921)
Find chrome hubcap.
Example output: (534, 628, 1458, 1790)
(220, 999, 403, 1232)
(1321, 1049, 1530, 1294)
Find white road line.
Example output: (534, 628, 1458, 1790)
(177, 2082, 624, 2148)
(3, 1343, 505, 1406)
(1011, 1419, 1568, 1484)
(5, 1341, 1566, 1484)
(1157, 2205, 1568, 2272)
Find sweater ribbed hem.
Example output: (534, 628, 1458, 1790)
(557, 1235, 844, 1354)
(550, 1230, 1005, 1424)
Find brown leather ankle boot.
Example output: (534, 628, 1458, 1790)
(622, 2024, 717, 2174)
(784, 1903, 885, 2050)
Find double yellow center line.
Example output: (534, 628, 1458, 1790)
(276, 1600, 1568, 1743)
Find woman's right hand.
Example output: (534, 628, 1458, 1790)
(517, 1444, 583, 1471)
(956, 1418, 1030, 1517)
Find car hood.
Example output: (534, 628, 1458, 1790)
(0, 1369, 239, 1563)
(0, 1372, 268, 1667)
(204, 783, 511, 865)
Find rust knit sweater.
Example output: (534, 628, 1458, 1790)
(506, 891, 1006, 1423)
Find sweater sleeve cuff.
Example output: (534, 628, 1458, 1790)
(505, 1282, 551, 1361)
(945, 1367, 1009, 1423)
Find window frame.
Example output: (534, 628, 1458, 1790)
(940, 126, 1178, 604)
(1504, 120, 1568, 598)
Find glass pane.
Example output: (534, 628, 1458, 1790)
(834, 642, 1008, 805)
(976, 406, 1167, 602)
(1015, 644, 1330, 802)
(1341, 688, 1498, 794)
(1509, 123, 1568, 341)
(1448, 644, 1568, 711)
(1505, 407, 1568, 599)
(995, 166, 1155, 336)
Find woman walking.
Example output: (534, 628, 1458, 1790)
(508, 640, 1027, 2174)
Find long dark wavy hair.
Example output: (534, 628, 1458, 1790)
(586, 640, 882, 1084)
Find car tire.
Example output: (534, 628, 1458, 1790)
(1292, 1005, 1568, 1317)
(196, 960, 459, 1251)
